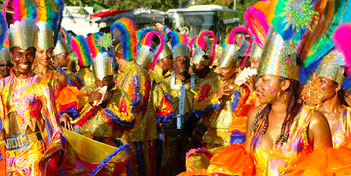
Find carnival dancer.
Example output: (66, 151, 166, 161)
(0, 47, 12, 78)
(54, 36, 83, 89)
(135, 30, 171, 176)
(72, 32, 135, 147)
(150, 41, 173, 84)
(242, 1, 338, 171)
(191, 30, 218, 83)
(0, 3, 63, 175)
(300, 23, 351, 149)
(75, 36, 96, 89)
(111, 18, 158, 176)
(153, 42, 196, 175)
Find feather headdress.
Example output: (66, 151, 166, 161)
(192, 30, 217, 66)
(298, 0, 351, 83)
(136, 31, 165, 70)
(87, 32, 114, 80)
(110, 18, 137, 61)
(70, 35, 91, 67)
(334, 23, 351, 89)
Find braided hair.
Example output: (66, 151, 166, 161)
(252, 78, 302, 145)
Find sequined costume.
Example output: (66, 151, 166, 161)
(250, 105, 314, 175)
(116, 61, 157, 175)
(154, 72, 197, 175)
(57, 67, 83, 89)
(197, 82, 255, 151)
(149, 64, 171, 84)
(77, 67, 96, 89)
(73, 88, 135, 146)
(0, 69, 63, 175)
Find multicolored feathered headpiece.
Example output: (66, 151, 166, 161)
(0, 12, 7, 50)
(257, 27, 300, 80)
(167, 30, 188, 49)
(257, 0, 321, 81)
(192, 30, 217, 66)
(136, 31, 165, 70)
(6, 0, 38, 50)
(59, 27, 71, 46)
(110, 18, 137, 61)
(32, 0, 64, 50)
(87, 32, 114, 80)
(70, 35, 91, 67)
(298, 0, 351, 83)
(220, 27, 252, 68)
(244, 5, 269, 48)
(334, 23, 351, 90)
(136, 27, 154, 49)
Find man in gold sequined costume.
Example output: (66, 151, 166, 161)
(153, 43, 197, 175)
(111, 18, 158, 176)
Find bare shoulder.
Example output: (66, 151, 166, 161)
(57, 71, 68, 86)
(310, 110, 329, 127)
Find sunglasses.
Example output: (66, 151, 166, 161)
(0, 63, 13, 67)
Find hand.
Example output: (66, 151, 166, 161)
(88, 90, 102, 103)
(244, 75, 256, 93)
(218, 82, 232, 100)
(60, 113, 74, 131)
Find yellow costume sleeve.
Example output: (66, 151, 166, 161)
(153, 84, 174, 123)
(102, 90, 135, 130)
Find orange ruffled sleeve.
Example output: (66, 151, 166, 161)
(207, 144, 254, 176)
(291, 146, 351, 175)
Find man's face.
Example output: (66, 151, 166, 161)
(36, 48, 53, 67)
(0, 61, 13, 77)
(11, 47, 36, 75)
(54, 52, 69, 68)
(95, 75, 114, 90)
(219, 67, 236, 81)
(159, 57, 173, 71)
(192, 63, 204, 75)
(174, 56, 190, 75)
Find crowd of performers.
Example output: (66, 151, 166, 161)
(1, 0, 351, 175)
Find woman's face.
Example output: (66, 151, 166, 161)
(345, 90, 351, 107)
(255, 74, 285, 104)
(250, 57, 260, 69)
(301, 74, 338, 105)
(36, 48, 53, 67)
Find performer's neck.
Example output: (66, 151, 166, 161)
(176, 72, 190, 82)
(319, 94, 343, 114)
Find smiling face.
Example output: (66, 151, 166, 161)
(36, 48, 53, 67)
(255, 74, 290, 104)
(10, 47, 36, 75)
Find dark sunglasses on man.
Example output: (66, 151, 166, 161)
(0, 63, 13, 67)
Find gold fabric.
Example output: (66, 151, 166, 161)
(77, 67, 96, 88)
(116, 61, 157, 142)
(77, 89, 135, 146)
(251, 105, 314, 175)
